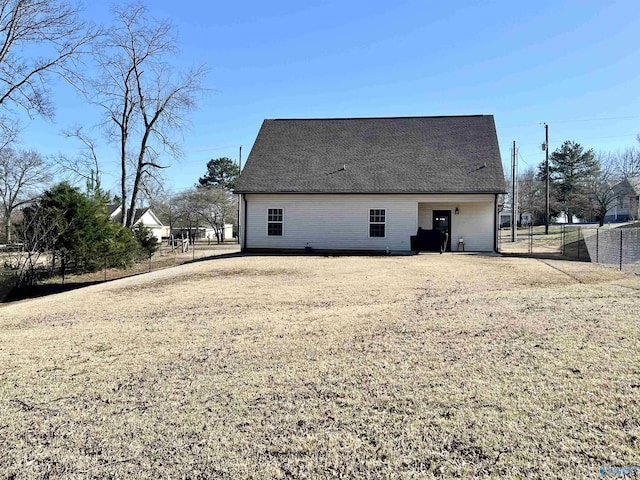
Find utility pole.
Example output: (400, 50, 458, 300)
(514, 142, 519, 237)
(511, 141, 516, 242)
(544, 123, 549, 235)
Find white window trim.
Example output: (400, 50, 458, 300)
(267, 207, 284, 236)
(368, 207, 387, 238)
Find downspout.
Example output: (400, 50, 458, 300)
(242, 194, 248, 252)
(494, 193, 499, 253)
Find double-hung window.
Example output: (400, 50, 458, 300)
(267, 208, 284, 236)
(369, 208, 386, 237)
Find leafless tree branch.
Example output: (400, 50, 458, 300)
(0, 0, 101, 139)
(94, 2, 206, 227)
(53, 127, 103, 191)
(0, 147, 50, 241)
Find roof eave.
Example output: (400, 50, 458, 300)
(235, 190, 507, 195)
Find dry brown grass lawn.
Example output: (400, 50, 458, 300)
(1, 254, 638, 478)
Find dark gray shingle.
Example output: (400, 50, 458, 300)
(235, 115, 506, 194)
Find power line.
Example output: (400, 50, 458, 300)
(498, 114, 640, 129)
(518, 151, 533, 167)
(547, 114, 640, 125)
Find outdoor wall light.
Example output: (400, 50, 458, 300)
(455, 207, 460, 215)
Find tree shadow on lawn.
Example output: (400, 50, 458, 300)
(4, 281, 105, 302)
(2, 251, 249, 304)
(500, 237, 592, 262)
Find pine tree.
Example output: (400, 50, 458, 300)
(538, 141, 599, 223)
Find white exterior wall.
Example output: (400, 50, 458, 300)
(418, 201, 495, 251)
(203, 224, 233, 241)
(241, 193, 496, 252)
(135, 211, 163, 243)
(224, 223, 234, 241)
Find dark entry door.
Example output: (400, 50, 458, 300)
(433, 210, 452, 252)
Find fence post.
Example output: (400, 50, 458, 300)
(596, 228, 599, 263)
(149, 253, 152, 272)
(577, 227, 581, 260)
(104, 256, 107, 282)
(619, 229, 623, 270)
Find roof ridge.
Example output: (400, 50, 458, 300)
(267, 115, 490, 121)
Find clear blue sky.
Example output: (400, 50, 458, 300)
(16, 0, 640, 194)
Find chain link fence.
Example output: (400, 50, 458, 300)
(563, 225, 640, 273)
(499, 224, 640, 273)
(498, 225, 563, 256)
(1, 241, 241, 302)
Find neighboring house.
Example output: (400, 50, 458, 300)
(520, 212, 534, 226)
(204, 224, 234, 242)
(553, 211, 582, 224)
(108, 205, 164, 243)
(170, 224, 234, 242)
(198, 223, 233, 242)
(605, 177, 640, 222)
(499, 209, 511, 228)
(499, 210, 534, 228)
(235, 115, 506, 253)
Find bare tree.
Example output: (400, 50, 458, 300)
(95, 2, 206, 227)
(612, 146, 640, 179)
(589, 154, 620, 226)
(53, 127, 104, 193)
(0, 0, 98, 140)
(11, 200, 61, 287)
(517, 167, 544, 225)
(138, 169, 166, 209)
(185, 187, 233, 244)
(171, 189, 200, 247)
(0, 148, 50, 242)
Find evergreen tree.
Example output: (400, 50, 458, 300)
(538, 141, 599, 223)
(20, 183, 138, 273)
(132, 223, 160, 258)
(197, 157, 240, 190)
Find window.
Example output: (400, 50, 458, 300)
(267, 208, 283, 236)
(369, 208, 386, 237)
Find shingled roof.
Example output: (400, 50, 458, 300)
(107, 205, 162, 226)
(235, 115, 506, 194)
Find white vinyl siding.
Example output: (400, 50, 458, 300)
(134, 210, 164, 243)
(418, 201, 494, 251)
(242, 193, 496, 252)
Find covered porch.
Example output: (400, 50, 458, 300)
(415, 196, 497, 252)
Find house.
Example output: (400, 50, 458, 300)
(605, 177, 640, 222)
(172, 224, 234, 243)
(107, 205, 164, 243)
(520, 212, 534, 227)
(203, 224, 234, 242)
(235, 115, 506, 253)
(554, 211, 582, 224)
(499, 209, 534, 228)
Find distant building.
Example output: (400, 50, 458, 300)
(107, 205, 164, 242)
(605, 177, 640, 222)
